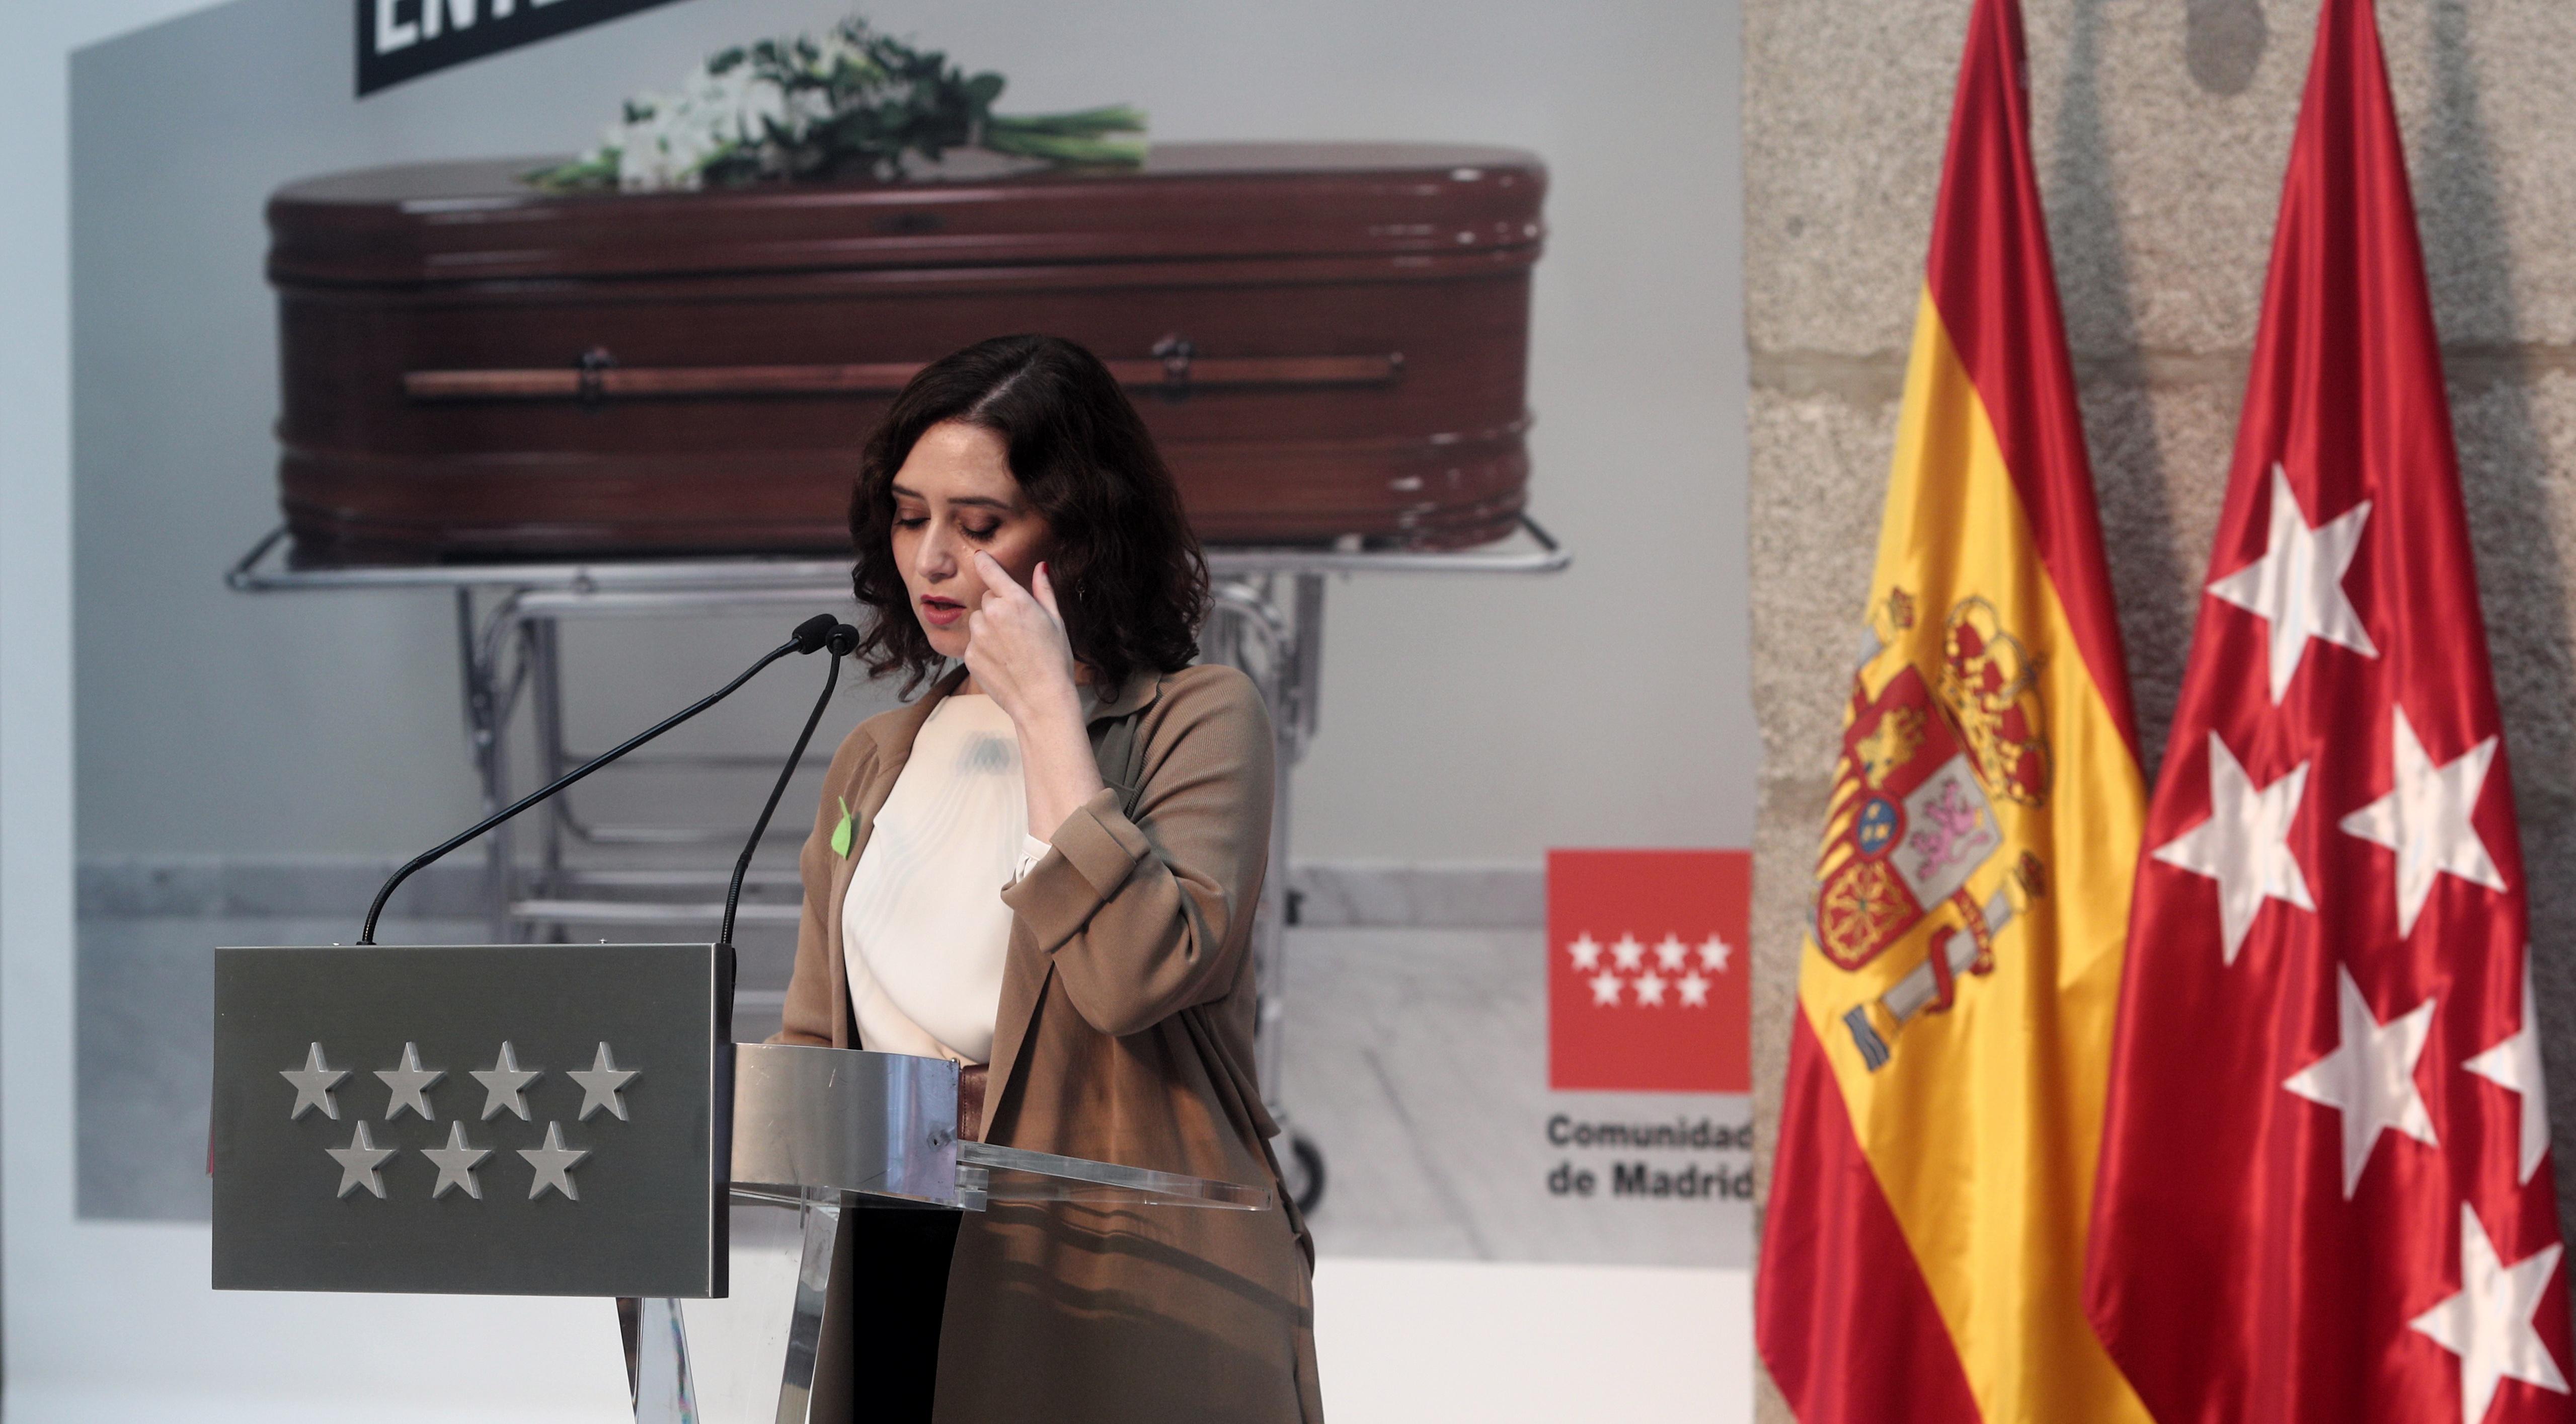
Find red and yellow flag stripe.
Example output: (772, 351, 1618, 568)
(1756, 2, 2148, 1419)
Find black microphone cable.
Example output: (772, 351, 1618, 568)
(720, 622, 861, 947)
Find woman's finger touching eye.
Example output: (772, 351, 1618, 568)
(974, 550, 1028, 597)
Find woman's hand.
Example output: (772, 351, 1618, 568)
(964, 553, 1105, 841)
(963, 552, 1079, 723)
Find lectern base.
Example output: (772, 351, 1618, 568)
(637, 1189, 842, 1424)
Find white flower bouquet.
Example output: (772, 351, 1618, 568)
(530, 15, 1147, 192)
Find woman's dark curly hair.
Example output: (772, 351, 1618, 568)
(848, 334, 1211, 695)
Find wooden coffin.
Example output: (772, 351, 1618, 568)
(267, 142, 1546, 563)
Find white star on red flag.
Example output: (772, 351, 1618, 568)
(1588, 970, 1622, 1007)
(1634, 971, 1669, 1007)
(2149, 732, 2315, 965)
(2281, 964, 2438, 1198)
(2336, 706, 2505, 938)
(2407, 1204, 2570, 1424)
(2206, 465, 2379, 704)
(1677, 972, 1710, 1008)
(2464, 956, 2552, 1186)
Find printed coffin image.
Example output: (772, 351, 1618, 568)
(266, 143, 1547, 563)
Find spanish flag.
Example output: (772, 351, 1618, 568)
(1753, 2, 2149, 1419)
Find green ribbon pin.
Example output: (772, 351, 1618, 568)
(830, 796, 855, 858)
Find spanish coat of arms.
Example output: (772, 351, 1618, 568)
(1813, 590, 2051, 1070)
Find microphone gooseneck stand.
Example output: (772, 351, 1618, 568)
(358, 614, 850, 946)
(718, 622, 860, 946)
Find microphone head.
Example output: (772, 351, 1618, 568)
(790, 613, 839, 654)
(826, 623, 862, 657)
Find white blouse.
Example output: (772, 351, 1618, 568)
(840, 693, 1053, 1066)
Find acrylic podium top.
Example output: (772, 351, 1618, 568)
(731, 1042, 1270, 1212)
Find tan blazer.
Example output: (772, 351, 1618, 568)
(774, 661, 1323, 1423)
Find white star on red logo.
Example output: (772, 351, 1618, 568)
(1653, 935, 1688, 972)
(1570, 929, 1736, 1010)
(1567, 933, 1603, 971)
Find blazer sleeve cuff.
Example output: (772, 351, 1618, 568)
(1003, 787, 1149, 950)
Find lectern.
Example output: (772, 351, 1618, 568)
(211, 943, 1270, 1423)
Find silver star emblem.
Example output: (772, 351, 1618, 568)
(2205, 464, 2378, 703)
(326, 1120, 397, 1199)
(422, 1121, 494, 1201)
(469, 1041, 543, 1122)
(567, 1043, 638, 1122)
(518, 1121, 590, 1201)
(374, 1042, 446, 1121)
(281, 1042, 347, 1121)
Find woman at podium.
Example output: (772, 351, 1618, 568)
(774, 334, 1322, 1422)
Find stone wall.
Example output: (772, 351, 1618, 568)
(1744, 2, 2576, 1414)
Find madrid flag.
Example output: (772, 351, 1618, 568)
(2085, 3, 2575, 1421)
(1754, 1, 2150, 1419)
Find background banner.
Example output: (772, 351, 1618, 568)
(38, 0, 1754, 1416)
(357, 0, 694, 95)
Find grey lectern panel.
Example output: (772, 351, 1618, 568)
(730, 1043, 959, 1206)
(211, 943, 727, 1298)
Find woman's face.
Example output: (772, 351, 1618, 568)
(889, 419, 1053, 662)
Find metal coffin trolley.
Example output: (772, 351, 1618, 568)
(227, 521, 1571, 1215)
(212, 942, 1268, 1423)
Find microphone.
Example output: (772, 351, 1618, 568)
(719, 622, 862, 947)
(358, 615, 851, 945)
(788, 613, 838, 654)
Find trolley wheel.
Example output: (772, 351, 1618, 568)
(1283, 1133, 1326, 1216)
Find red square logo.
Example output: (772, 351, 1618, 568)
(1547, 849, 1750, 1092)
